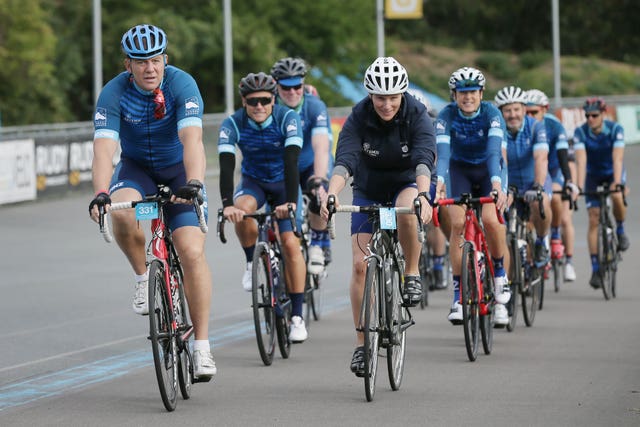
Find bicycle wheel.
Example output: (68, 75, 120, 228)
(276, 298, 291, 359)
(480, 264, 494, 355)
(460, 242, 479, 362)
(362, 257, 380, 402)
(387, 258, 407, 391)
(310, 272, 324, 321)
(553, 259, 562, 293)
(172, 264, 192, 399)
(538, 268, 546, 311)
(506, 237, 521, 332)
(252, 243, 276, 365)
(148, 259, 178, 411)
(418, 244, 430, 309)
(600, 225, 614, 300)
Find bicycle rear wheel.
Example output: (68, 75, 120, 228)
(148, 259, 178, 411)
(310, 272, 324, 320)
(252, 243, 276, 365)
(460, 242, 479, 362)
(387, 259, 407, 391)
(553, 259, 562, 293)
(362, 257, 380, 401)
(480, 266, 494, 355)
(521, 264, 539, 327)
(506, 237, 521, 332)
(276, 298, 291, 359)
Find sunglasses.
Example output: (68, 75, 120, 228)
(153, 88, 166, 120)
(527, 109, 541, 116)
(280, 84, 302, 91)
(585, 113, 601, 119)
(245, 96, 272, 107)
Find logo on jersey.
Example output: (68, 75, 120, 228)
(185, 97, 200, 116)
(286, 119, 298, 136)
(94, 108, 107, 127)
(219, 126, 231, 142)
(362, 142, 380, 158)
(490, 119, 501, 128)
(435, 119, 446, 132)
(616, 132, 623, 140)
(316, 112, 328, 126)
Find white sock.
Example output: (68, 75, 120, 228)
(193, 340, 211, 352)
(134, 271, 149, 283)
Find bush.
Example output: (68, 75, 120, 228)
(475, 52, 518, 80)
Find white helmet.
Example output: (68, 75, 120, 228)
(363, 57, 409, 95)
(448, 67, 486, 92)
(525, 89, 550, 107)
(494, 86, 528, 107)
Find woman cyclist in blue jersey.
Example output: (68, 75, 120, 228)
(320, 57, 435, 376)
(88, 24, 216, 380)
(270, 57, 333, 275)
(573, 97, 630, 289)
(435, 67, 510, 326)
(218, 72, 309, 342)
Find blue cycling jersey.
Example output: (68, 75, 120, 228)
(435, 101, 505, 185)
(506, 115, 549, 191)
(542, 113, 569, 175)
(276, 93, 332, 173)
(573, 120, 625, 177)
(94, 65, 203, 169)
(217, 104, 303, 182)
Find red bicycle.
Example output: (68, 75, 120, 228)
(98, 185, 209, 411)
(434, 192, 503, 362)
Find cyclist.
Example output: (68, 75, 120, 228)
(270, 57, 333, 275)
(496, 86, 551, 267)
(525, 89, 579, 281)
(218, 72, 308, 342)
(88, 24, 216, 380)
(435, 67, 510, 326)
(320, 57, 435, 376)
(573, 97, 629, 289)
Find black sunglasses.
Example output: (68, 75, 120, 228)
(280, 84, 302, 91)
(527, 109, 541, 116)
(585, 113, 601, 119)
(245, 96, 272, 107)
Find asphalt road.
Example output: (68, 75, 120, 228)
(1, 146, 640, 426)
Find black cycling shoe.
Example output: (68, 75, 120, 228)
(350, 346, 365, 377)
(433, 269, 448, 290)
(589, 271, 603, 289)
(402, 276, 422, 307)
(618, 233, 630, 252)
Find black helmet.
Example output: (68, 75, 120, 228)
(238, 72, 277, 97)
(270, 57, 307, 81)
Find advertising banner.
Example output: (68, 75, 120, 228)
(0, 139, 37, 205)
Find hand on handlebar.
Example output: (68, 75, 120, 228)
(274, 202, 296, 219)
(321, 194, 340, 221)
(492, 188, 507, 212)
(223, 205, 246, 224)
(173, 179, 204, 205)
(89, 192, 111, 222)
(564, 182, 580, 202)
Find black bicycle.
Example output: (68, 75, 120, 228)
(581, 184, 625, 300)
(217, 205, 297, 365)
(327, 196, 422, 401)
(98, 185, 209, 412)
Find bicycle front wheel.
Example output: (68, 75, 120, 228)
(506, 236, 521, 332)
(252, 243, 276, 365)
(148, 259, 178, 411)
(387, 260, 407, 391)
(600, 225, 614, 300)
(460, 242, 479, 362)
(553, 259, 562, 293)
(172, 264, 192, 399)
(362, 257, 380, 402)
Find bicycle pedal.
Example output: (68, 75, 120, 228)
(193, 375, 213, 383)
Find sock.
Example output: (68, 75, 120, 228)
(492, 256, 504, 272)
(135, 271, 149, 283)
(566, 255, 573, 264)
(432, 255, 444, 271)
(551, 227, 561, 240)
(536, 235, 546, 246)
(290, 293, 304, 318)
(616, 221, 625, 235)
(590, 254, 599, 272)
(193, 340, 211, 352)
(452, 275, 460, 303)
(243, 245, 255, 263)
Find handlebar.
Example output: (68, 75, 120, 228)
(217, 204, 298, 244)
(552, 189, 578, 211)
(433, 191, 504, 227)
(580, 183, 627, 207)
(99, 185, 207, 243)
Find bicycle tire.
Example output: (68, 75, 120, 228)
(310, 273, 324, 321)
(418, 244, 431, 309)
(362, 257, 380, 402)
(480, 262, 494, 355)
(172, 264, 192, 400)
(600, 223, 614, 300)
(521, 233, 538, 326)
(538, 267, 546, 311)
(387, 258, 407, 391)
(148, 259, 178, 411)
(460, 242, 479, 362)
(301, 243, 313, 326)
(252, 243, 276, 365)
(276, 303, 291, 359)
(553, 259, 562, 293)
(506, 236, 521, 332)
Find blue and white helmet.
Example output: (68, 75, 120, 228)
(121, 24, 167, 59)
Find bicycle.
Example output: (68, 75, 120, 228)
(505, 186, 545, 328)
(580, 184, 626, 300)
(326, 196, 422, 402)
(217, 205, 297, 365)
(433, 192, 502, 361)
(549, 189, 578, 294)
(300, 185, 326, 323)
(418, 225, 452, 309)
(98, 185, 209, 412)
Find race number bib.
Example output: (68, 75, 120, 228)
(379, 208, 397, 230)
(136, 202, 159, 220)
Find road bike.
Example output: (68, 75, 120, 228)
(98, 185, 209, 412)
(418, 224, 452, 309)
(434, 192, 502, 361)
(327, 196, 422, 402)
(217, 205, 297, 365)
(581, 184, 626, 300)
(505, 186, 546, 328)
